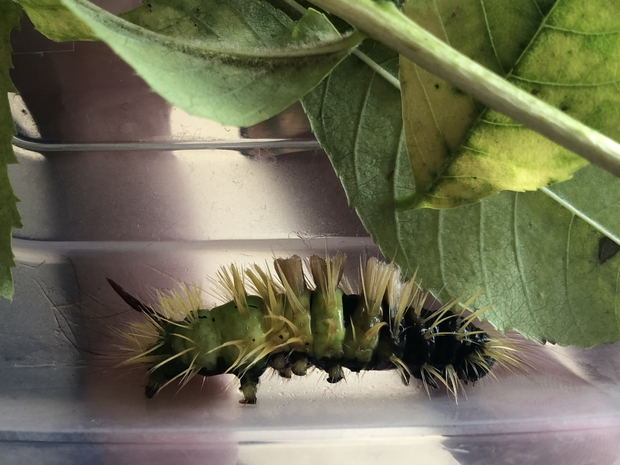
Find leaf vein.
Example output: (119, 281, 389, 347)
(478, 201, 493, 313)
(564, 213, 585, 341)
(351, 70, 377, 201)
(393, 130, 412, 272)
(479, 119, 522, 128)
(512, 193, 539, 332)
(432, 0, 451, 45)
(544, 25, 620, 36)
(531, 0, 544, 18)
(479, 0, 505, 74)
(511, 76, 620, 87)
(437, 210, 448, 295)
(413, 65, 447, 162)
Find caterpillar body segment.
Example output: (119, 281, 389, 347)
(109, 254, 516, 404)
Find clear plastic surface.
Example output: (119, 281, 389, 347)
(2, 239, 620, 465)
(4, 6, 620, 465)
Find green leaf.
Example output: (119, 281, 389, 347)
(15, 0, 97, 41)
(303, 38, 620, 347)
(60, 0, 362, 126)
(1, 1, 24, 300)
(302, 41, 411, 262)
(399, 0, 619, 208)
(399, 190, 620, 347)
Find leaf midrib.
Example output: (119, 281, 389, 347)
(65, 0, 362, 58)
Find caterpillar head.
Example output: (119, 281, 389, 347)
(397, 305, 517, 396)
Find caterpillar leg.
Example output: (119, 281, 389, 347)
(325, 360, 344, 384)
(145, 374, 165, 399)
(269, 352, 311, 378)
(290, 354, 310, 377)
(238, 368, 265, 405)
(269, 353, 292, 379)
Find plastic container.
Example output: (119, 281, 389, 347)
(3, 7, 620, 465)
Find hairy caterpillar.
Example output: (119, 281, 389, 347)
(108, 254, 518, 404)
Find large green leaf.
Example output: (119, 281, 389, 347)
(399, 188, 620, 347)
(59, 0, 362, 126)
(303, 34, 620, 347)
(16, 0, 97, 41)
(399, 0, 619, 208)
(303, 41, 411, 262)
(0, 1, 23, 300)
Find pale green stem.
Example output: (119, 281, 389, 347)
(352, 50, 400, 90)
(540, 187, 619, 243)
(281, 0, 307, 14)
(308, 0, 620, 178)
(284, 0, 400, 89)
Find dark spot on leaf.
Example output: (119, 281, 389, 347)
(598, 236, 620, 264)
(531, 89, 540, 96)
(434, 83, 440, 90)
(560, 103, 570, 112)
(279, 335, 284, 339)
(21, 109, 27, 115)
(450, 11, 457, 19)
(212, 317, 215, 322)
(252, 338, 255, 342)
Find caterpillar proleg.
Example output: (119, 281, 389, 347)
(108, 254, 518, 404)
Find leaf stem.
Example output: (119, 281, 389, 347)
(540, 187, 620, 243)
(284, 0, 400, 89)
(281, 0, 306, 14)
(352, 49, 400, 90)
(308, 0, 620, 178)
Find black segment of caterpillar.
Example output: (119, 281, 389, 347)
(108, 254, 518, 404)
